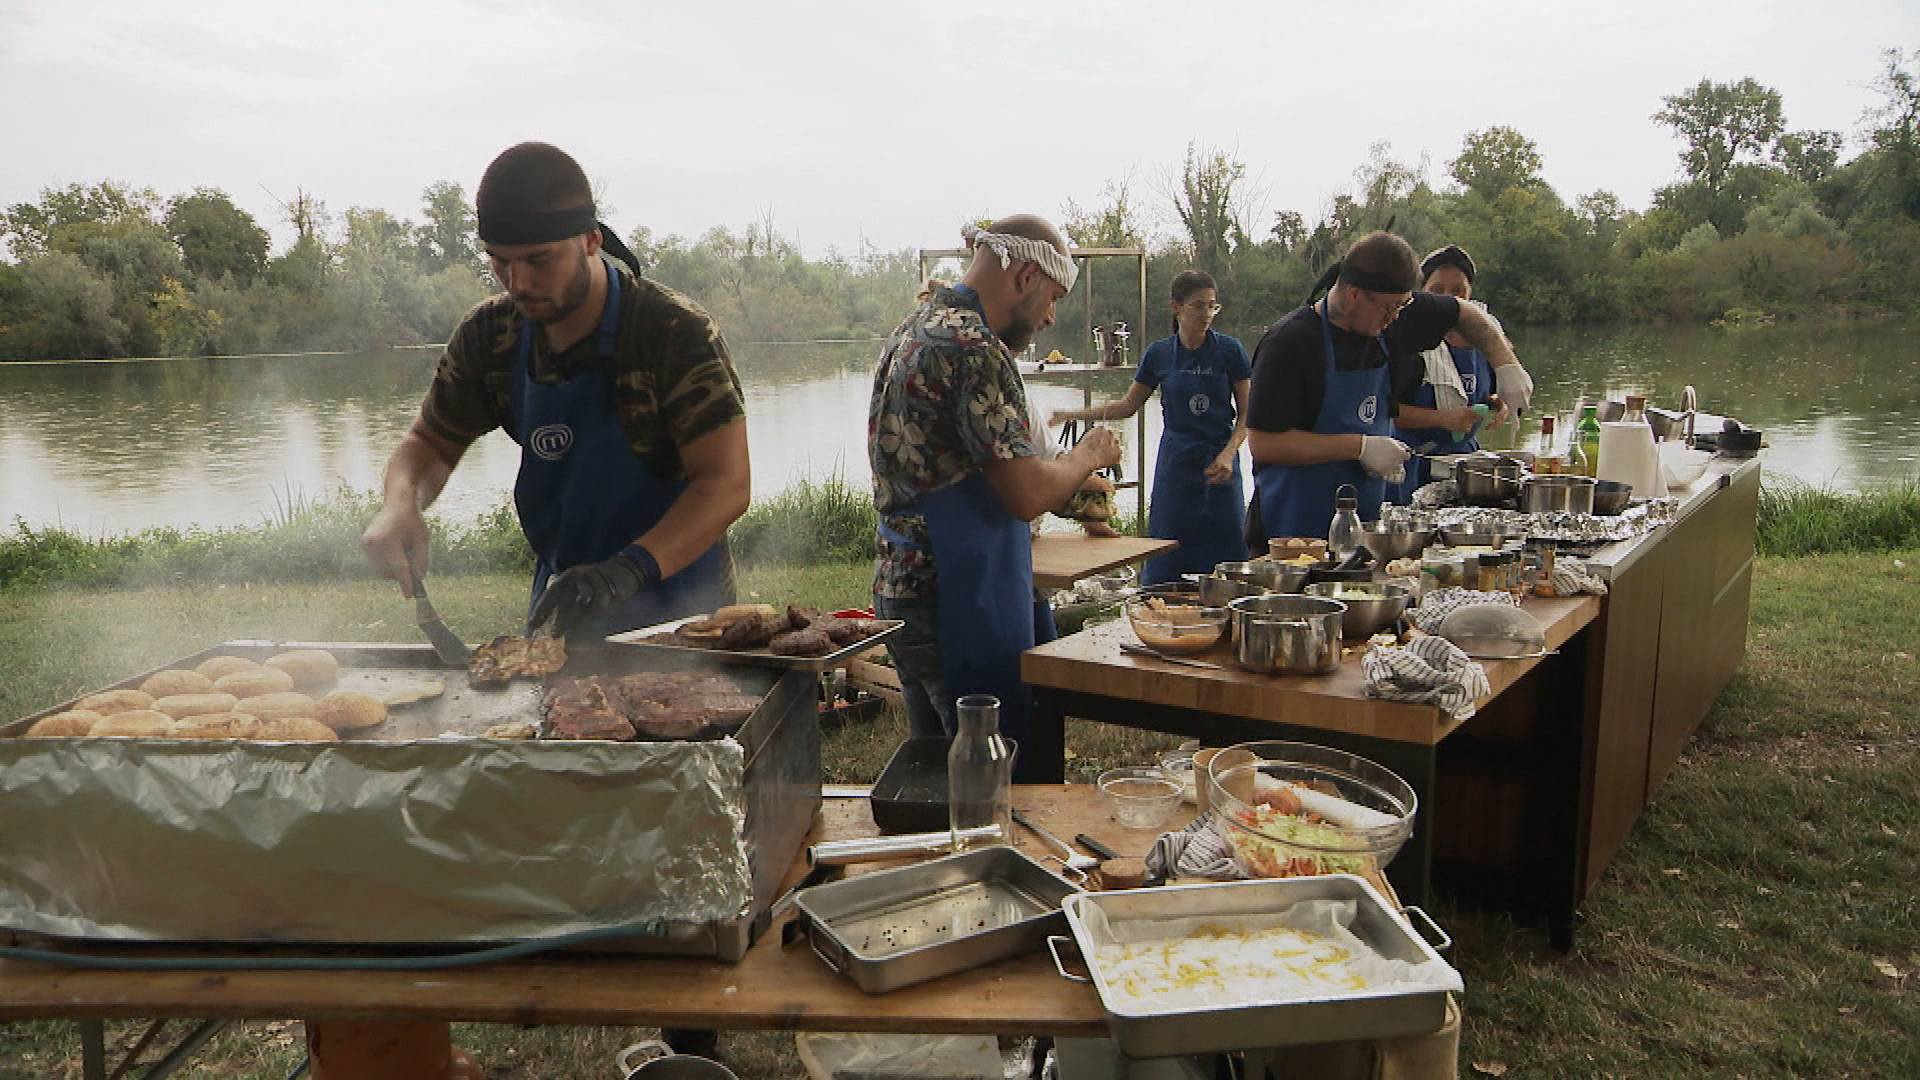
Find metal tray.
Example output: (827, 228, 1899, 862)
(606, 617, 902, 673)
(1051, 875, 1457, 1058)
(793, 846, 1078, 994)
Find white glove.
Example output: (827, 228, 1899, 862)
(1358, 435, 1411, 479)
(1495, 364, 1535, 415)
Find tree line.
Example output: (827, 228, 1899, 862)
(3, 51, 1916, 362)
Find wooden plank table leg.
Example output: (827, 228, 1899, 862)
(307, 1020, 474, 1079)
(1023, 688, 1069, 784)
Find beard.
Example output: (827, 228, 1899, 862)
(996, 290, 1050, 352)
(512, 250, 594, 324)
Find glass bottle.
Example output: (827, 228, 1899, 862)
(948, 695, 1012, 851)
(1577, 405, 1603, 478)
(1327, 485, 1362, 562)
(1533, 416, 1562, 475)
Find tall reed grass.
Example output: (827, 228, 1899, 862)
(1756, 479, 1920, 556)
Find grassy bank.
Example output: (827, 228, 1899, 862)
(6, 475, 1915, 594)
(2, 550, 1915, 1077)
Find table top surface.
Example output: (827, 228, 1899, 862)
(0, 788, 1173, 1034)
(1031, 534, 1178, 591)
(1024, 594, 1601, 745)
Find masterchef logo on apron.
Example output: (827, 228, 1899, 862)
(1462, 372, 1477, 397)
(1188, 393, 1212, 416)
(1357, 395, 1378, 425)
(530, 423, 574, 461)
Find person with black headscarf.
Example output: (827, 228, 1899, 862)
(1388, 244, 1512, 500)
(1243, 231, 1533, 546)
(361, 141, 749, 639)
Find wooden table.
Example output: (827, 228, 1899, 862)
(1031, 534, 1178, 591)
(1021, 594, 1602, 940)
(0, 788, 1158, 1038)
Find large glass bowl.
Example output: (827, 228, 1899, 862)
(1203, 740, 1417, 879)
(1124, 592, 1229, 655)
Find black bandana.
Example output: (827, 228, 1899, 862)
(1337, 260, 1417, 295)
(476, 203, 599, 246)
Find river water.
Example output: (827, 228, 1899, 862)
(2, 319, 1915, 536)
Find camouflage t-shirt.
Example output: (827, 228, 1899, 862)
(868, 284, 1036, 601)
(420, 258, 744, 479)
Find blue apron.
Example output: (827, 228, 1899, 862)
(1252, 302, 1394, 544)
(510, 259, 731, 636)
(1390, 343, 1493, 501)
(1143, 331, 1246, 584)
(878, 472, 1036, 749)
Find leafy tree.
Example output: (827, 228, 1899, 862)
(1861, 47, 1920, 219)
(1449, 126, 1545, 200)
(415, 181, 479, 272)
(1772, 129, 1845, 186)
(1268, 210, 1306, 254)
(1, 252, 128, 359)
(2, 181, 162, 259)
(151, 278, 223, 355)
(1062, 176, 1146, 249)
(1654, 77, 1785, 193)
(1167, 144, 1247, 279)
(165, 189, 270, 285)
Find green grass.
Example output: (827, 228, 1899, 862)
(2, 554, 1915, 1077)
(1757, 478, 1920, 557)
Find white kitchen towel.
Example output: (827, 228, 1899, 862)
(1406, 587, 1520, 632)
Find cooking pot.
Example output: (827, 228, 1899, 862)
(1521, 474, 1596, 515)
(1197, 573, 1268, 608)
(1591, 479, 1633, 516)
(1215, 560, 1306, 593)
(1228, 594, 1345, 676)
(1716, 421, 1763, 458)
(1454, 454, 1526, 507)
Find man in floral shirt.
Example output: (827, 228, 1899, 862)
(868, 215, 1120, 760)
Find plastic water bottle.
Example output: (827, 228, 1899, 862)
(948, 695, 1012, 851)
(1328, 484, 1362, 562)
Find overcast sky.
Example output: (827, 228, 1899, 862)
(5, 1, 1916, 258)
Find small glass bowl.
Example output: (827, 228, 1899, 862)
(1099, 767, 1184, 830)
(1157, 748, 1199, 804)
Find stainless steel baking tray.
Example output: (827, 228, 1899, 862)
(1051, 875, 1459, 1057)
(793, 846, 1078, 994)
(606, 617, 902, 673)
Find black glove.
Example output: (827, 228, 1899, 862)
(528, 550, 657, 637)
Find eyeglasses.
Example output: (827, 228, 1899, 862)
(1183, 300, 1223, 314)
(1366, 290, 1414, 314)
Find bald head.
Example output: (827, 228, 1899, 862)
(983, 213, 1069, 256)
(961, 212, 1072, 353)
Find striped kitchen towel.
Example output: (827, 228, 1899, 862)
(1363, 635, 1491, 720)
(1406, 587, 1520, 632)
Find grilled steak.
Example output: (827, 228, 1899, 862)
(543, 680, 634, 741)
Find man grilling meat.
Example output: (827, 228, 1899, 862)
(361, 141, 750, 640)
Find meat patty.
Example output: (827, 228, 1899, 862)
(543, 680, 634, 741)
(471, 635, 568, 688)
(769, 628, 833, 656)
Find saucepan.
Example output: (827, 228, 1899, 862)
(1520, 474, 1596, 515)
(1591, 480, 1633, 516)
(1215, 559, 1307, 593)
(1228, 594, 1345, 676)
(1453, 453, 1526, 507)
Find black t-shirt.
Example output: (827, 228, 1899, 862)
(1246, 292, 1462, 433)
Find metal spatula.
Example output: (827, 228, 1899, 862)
(413, 581, 470, 666)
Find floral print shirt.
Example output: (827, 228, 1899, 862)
(868, 284, 1036, 600)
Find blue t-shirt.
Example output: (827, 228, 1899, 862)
(1135, 330, 1252, 445)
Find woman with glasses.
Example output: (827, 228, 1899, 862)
(1048, 269, 1252, 584)
(1388, 244, 1510, 501)
(1245, 232, 1533, 547)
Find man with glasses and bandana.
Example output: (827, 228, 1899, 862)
(1244, 231, 1533, 546)
(869, 215, 1120, 779)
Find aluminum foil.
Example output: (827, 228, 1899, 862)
(0, 736, 753, 945)
(1432, 497, 1676, 543)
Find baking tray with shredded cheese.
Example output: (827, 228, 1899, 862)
(1050, 875, 1462, 1057)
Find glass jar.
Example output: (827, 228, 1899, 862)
(949, 695, 1013, 850)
